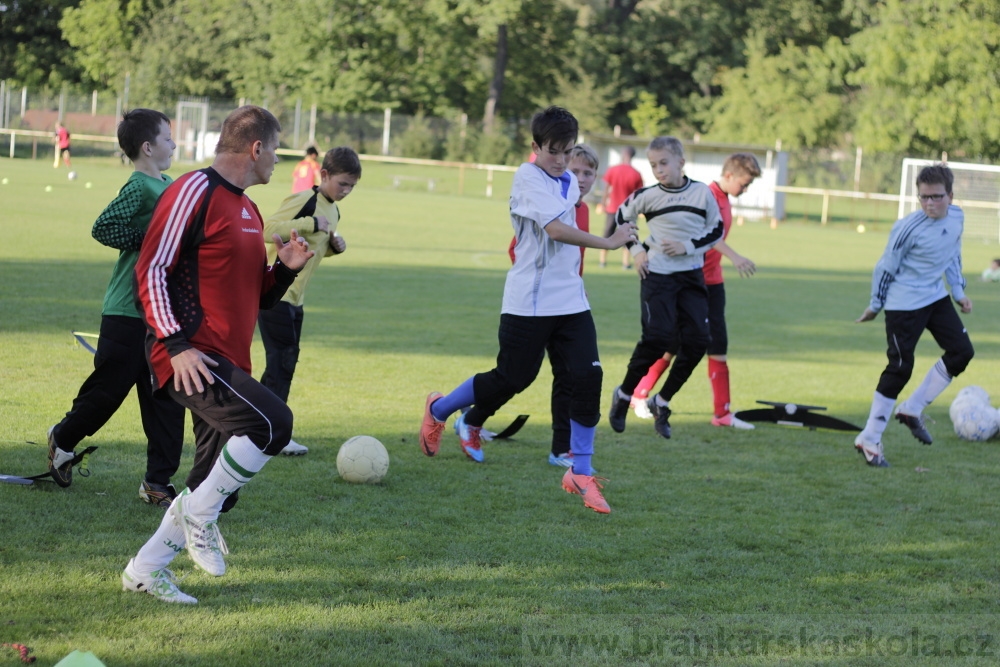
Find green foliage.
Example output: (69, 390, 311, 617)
(444, 113, 477, 163)
(398, 113, 441, 159)
(848, 0, 1000, 157)
(627, 91, 669, 138)
(474, 127, 517, 165)
(0, 0, 81, 87)
(705, 38, 853, 149)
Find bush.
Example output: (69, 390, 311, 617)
(399, 113, 441, 159)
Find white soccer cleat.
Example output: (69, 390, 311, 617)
(122, 558, 197, 604)
(279, 439, 309, 456)
(711, 412, 755, 430)
(631, 397, 654, 420)
(170, 490, 229, 576)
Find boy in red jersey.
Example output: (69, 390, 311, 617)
(122, 106, 314, 604)
(630, 153, 761, 429)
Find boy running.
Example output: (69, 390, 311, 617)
(46, 109, 185, 508)
(419, 107, 636, 514)
(630, 153, 761, 430)
(854, 164, 974, 467)
(607, 136, 724, 439)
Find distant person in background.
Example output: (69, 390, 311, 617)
(54, 122, 72, 169)
(981, 258, 1000, 282)
(599, 146, 643, 270)
(292, 146, 322, 193)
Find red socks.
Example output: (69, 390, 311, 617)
(634, 357, 670, 399)
(708, 358, 730, 417)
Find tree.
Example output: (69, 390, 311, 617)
(1, 0, 81, 87)
(628, 91, 669, 138)
(849, 0, 1000, 157)
(704, 38, 853, 149)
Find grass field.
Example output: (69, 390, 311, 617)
(2, 155, 1000, 666)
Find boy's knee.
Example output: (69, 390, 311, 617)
(258, 402, 294, 456)
(944, 344, 974, 377)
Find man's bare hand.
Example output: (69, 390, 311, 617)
(661, 240, 686, 257)
(170, 348, 219, 396)
(957, 297, 972, 314)
(634, 250, 649, 279)
(274, 229, 316, 271)
(330, 234, 347, 253)
(607, 222, 637, 249)
(730, 253, 756, 278)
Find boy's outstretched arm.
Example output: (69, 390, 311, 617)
(544, 218, 636, 250)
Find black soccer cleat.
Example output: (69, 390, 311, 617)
(608, 386, 630, 433)
(646, 398, 672, 439)
(47, 426, 74, 488)
(895, 412, 933, 445)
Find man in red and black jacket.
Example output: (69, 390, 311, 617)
(122, 106, 315, 605)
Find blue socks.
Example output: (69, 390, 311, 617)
(431, 377, 476, 422)
(569, 420, 595, 476)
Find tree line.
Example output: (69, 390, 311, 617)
(2, 0, 999, 160)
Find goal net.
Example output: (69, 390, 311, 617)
(900, 158, 1000, 242)
(175, 99, 209, 162)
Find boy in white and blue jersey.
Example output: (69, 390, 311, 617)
(418, 106, 637, 514)
(607, 136, 724, 439)
(854, 164, 974, 467)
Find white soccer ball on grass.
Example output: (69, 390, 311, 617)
(951, 402, 999, 442)
(336, 435, 389, 484)
(67, 171, 77, 181)
(955, 385, 990, 406)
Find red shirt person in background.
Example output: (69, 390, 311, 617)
(599, 146, 643, 269)
(292, 146, 322, 193)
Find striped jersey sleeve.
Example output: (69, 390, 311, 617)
(135, 171, 210, 346)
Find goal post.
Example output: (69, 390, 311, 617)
(175, 99, 209, 163)
(900, 158, 1000, 242)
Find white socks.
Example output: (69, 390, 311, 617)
(133, 507, 188, 574)
(899, 359, 951, 416)
(130, 435, 271, 575)
(860, 391, 896, 444)
(185, 435, 271, 522)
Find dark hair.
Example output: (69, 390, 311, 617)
(215, 106, 281, 155)
(917, 163, 954, 194)
(531, 106, 578, 150)
(118, 109, 171, 160)
(305, 146, 319, 157)
(322, 146, 362, 177)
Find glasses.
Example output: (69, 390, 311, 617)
(918, 193, 947, 202)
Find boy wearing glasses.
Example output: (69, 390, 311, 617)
(853, 163, 974, 467)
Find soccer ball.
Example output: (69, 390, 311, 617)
(955, 385, 990, 406)
(951, 402, 999, 441)
(67, 171, 77, 181)
(336, 435, 389, 484)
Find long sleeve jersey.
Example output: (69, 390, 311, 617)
(134, 167, 297, 389)
(91, 170, 172, 318)
(615, 177, 724, 275)
(869, 204, 966, 313)
(263, 186, 341, 307)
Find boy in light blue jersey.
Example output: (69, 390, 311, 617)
(854, 163, 974, 467)
(418, 106, 637, 514)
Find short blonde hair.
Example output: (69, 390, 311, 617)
(647, 136, 684, 159)
(570, 144, 599, 170)
(722, 152, 761, 179)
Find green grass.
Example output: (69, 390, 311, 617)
(2, 156, 1000, 666)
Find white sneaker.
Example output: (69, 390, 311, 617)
(279, 439, 309, 456)
(711, 412, 755, 430)
(854, 438, 889, 468)
(122, 558, 197, 604)
(632, 397, 654, 419)
(170, 489, 228, 576)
